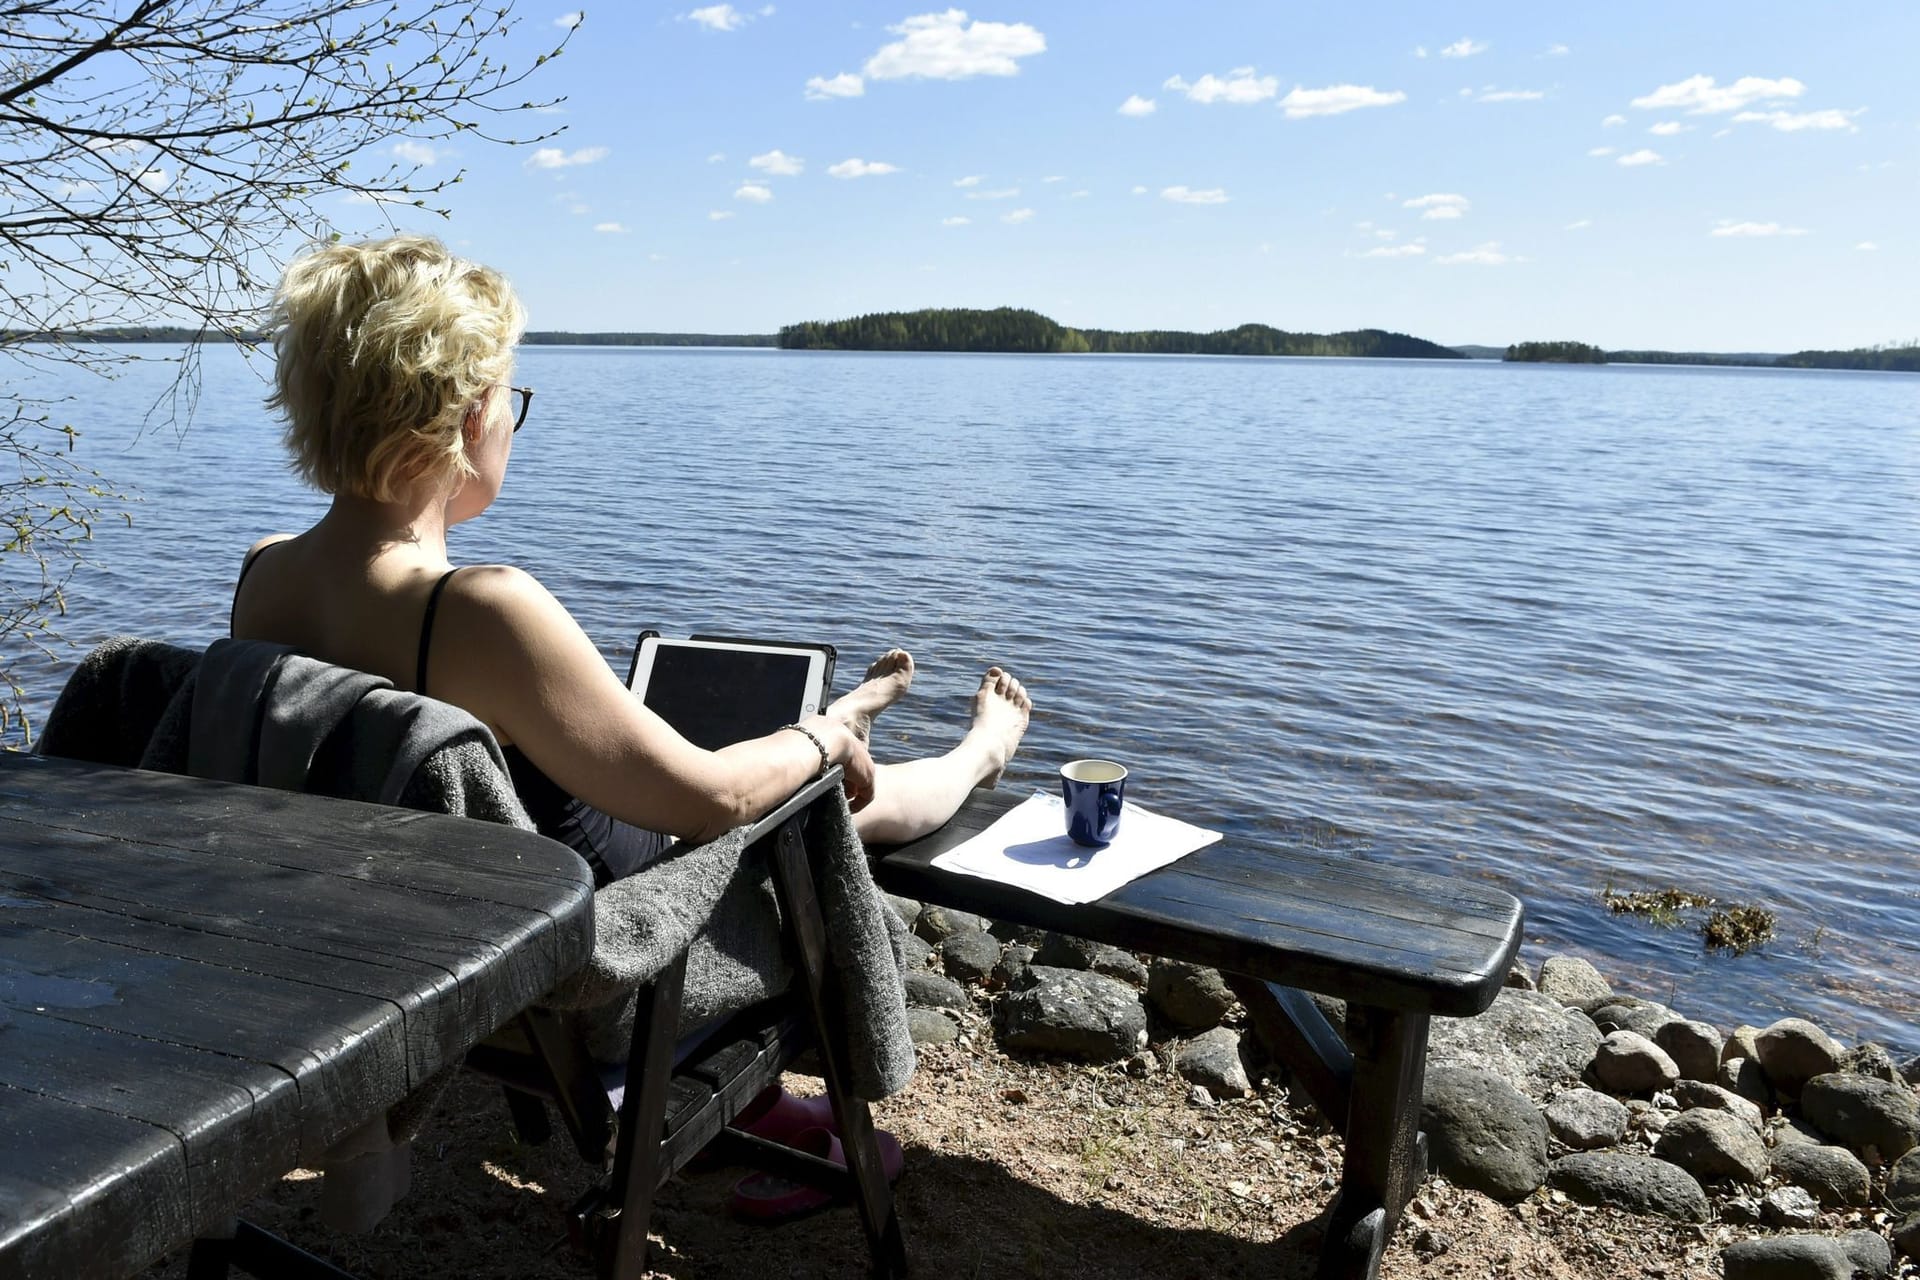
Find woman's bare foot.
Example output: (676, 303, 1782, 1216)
(968, 667, 1032, 788)
(827, 649, 915, 741)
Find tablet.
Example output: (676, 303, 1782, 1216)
(628, 635, 829, 752)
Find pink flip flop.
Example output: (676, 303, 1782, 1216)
(727, 1125, 905, 1221)
(734, 1085, 840, 1146)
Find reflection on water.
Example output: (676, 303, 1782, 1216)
(16, 346, 1920, 1050)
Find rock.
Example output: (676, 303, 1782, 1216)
(1721, 1233, 1881, 1280)
(1760, 1185, 1822, 1229)
(1176, 1027, 1251, 1097)
(1653, 1108, 1769, 1183)
(900, 931, 935, 971)
(905, 1007, 959, 1046)
(1839, 1230, 1893, 1277)
(988, 942, 1035, 991)
(1895, 1211, 1920, 1262)
(1656, 1020, 1725, 1083)
(1772, 1116, 1828, 1147)
(988, 918, 1046, 947)
(1544, 1089, 1628, 1150)
(1504, 962, 1535, 991)
(1546, 1152, 1710, 1221)
(1725, 1025, 1764, 1064)
(1591, 1030, 1681, 1094)
(883, 893, 921, 929)
(1721, 1194, 1763, 1225)
(937, 929, 1003, 985)
(1590, 1001, 1678, 1041)
(1144, 959, 1236, 1031)
(1902, 1055, 1920, 1087)
(1428, 989, 1604, 1100)
(997, 966, 1149, 1062)
(1889, 1148, 1920, 1215)
(1755, 1018, 1846, 1096)
(903, 968, 968, 1012)
(1091, 947, 1148, 988)
(1769, 1142, 1872, 1208)
(913, 904, 989, 944)
(1033, 931, 1102, 970)
(1308, 992, 1347, 1035)
(1538, 956, 1611, 1006)
(1721, 1055, 1775, 1110)
(1842, 1042, 1902, 1084)
(1419, 1067, 1550, 1202)
(1672, 1079, 1765, 1134)
(1799, 1072, 1920, 1160)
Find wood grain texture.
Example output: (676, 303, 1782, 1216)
(0, 754, 594, 1280)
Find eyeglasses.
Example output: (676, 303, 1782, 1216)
(507, 385, 534, 433)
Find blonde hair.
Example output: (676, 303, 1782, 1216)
(267, 235, 525, 501)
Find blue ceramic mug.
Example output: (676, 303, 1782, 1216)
(1061, 759, 1127, 847)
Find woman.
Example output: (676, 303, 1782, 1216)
(234, 233, 1030, 883)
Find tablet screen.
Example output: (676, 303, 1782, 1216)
(631, 639, 824, 751)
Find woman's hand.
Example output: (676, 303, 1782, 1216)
(808, 715, 876, 811)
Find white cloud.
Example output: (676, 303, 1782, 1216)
(84, 137, 149, 156)
(734, 182, 773, 203)
(1360, 243, 1426, 258)
(1118, 94, 1156, 117)
(392, 140, 440, 165)
(1403, 192, 1469, 220)
(1631, 74, 1804, 115)
(709, 210, 735, 220)
(1730, 108, 1863, 132)
(526, 146, 609, 169)
(965, 187, 1020, 200)
(687, 4, 746, 31)
(1710, 220, 1809, 237)
(1565, 218, 1592, 230)
(707, 152, 727, 164)
(555, 11, 583, 28)
(1043, 175, 1065, 183)
(1001, 207, 1034, 224)
(1546, 43, 1570, 56)
(1648, 121, 1686, 136)
(749, 149, 804, 176)
(649, 253, 667, 261)
(1587, 146, 1616, 157)
(953, 174, 984, 187)
(55, 179, 99, 198)
(1279, 84, 1406, 118)
(1163, 69, 1278, 105)
(1434, 241, 1515, 265)
(1161, 185, 1228, 205)
(1440, 37, 1487, 58)
(1856, 241, 1878, 251)
(1069, 189, 1090, 198)
(1131, 185, 1148, 195)
(942, 216, 971, 226)
(134, 167, 172, 193)
(805, 72, 864, 100)
(864, 10, 1045, 81)
(828, 158, 901, 178)
(1616, 149, 1664, 166)
(1476, 88, 1544, 103)
(1601, 113, 1627, 127)
(1413, 46, 1428, 59)
(594, 222, 626, 233)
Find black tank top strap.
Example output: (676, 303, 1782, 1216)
(415, 567, 463, 695)
(229, 540, 284, 638)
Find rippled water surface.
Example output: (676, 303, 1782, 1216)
(15, 346, 1920, 1049)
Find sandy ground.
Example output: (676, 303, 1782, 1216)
(138, 1018, 1910, 1280)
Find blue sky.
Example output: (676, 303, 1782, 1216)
(343, 3, 1917, 350)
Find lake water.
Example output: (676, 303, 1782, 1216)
(10, 346, 1918, 1051)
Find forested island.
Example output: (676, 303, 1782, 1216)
(1493, 338, 1919, 373)
(777, 307, 1462, 360)
(1505, 341, 1606, 363)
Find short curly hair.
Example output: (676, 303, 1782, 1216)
(267, 235, 525, 501)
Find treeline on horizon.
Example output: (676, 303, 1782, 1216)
(1507, 338, 1920, 373)
(777, 307, 1463, 360)
(2, 327, 776, 348)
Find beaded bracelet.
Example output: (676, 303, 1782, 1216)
(780, 723, 830, 777)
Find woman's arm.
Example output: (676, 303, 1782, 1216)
(424, 565, 874, 843)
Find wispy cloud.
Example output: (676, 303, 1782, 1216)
(1616, 149, 1665, 166)
(1856, 241, 1878, 251)
(1434, 241, 1516, 265)
(1731, 107, 1863, 132)
(953, 175, 985, 188)
(1631, 74, 1804, 114)
(1069, 189, 1090, 198)
(748, 149, 804, 176)
(1403, 192, 1469, 220)
(805, 72, 864, 100)
(734, 183, 773, 203)
(864, 10, 1045, 80)
(1649, 121, 1687, 136)
(965, 187, 1020, 200)
(828, 158, 901, 178)
(1601, 113, 1627, 127)
(1279, 84, 1406, 118)
(709, 210, 735, 221)
(594, 222, 626, 233)
(392, 140, 440, 165)
(1043, 175, 1065, 183)
(1710, 220, 1809, 237)
(1588, 146, 1617, 157)
(1440, 37, 1488, 58)
(942, 216, 971, 226)
(1161, 185, 1229, 205)
(1131, 185, 1148, 195)
(1001, 207, 1035, 224)
(525, 146, 609, 170)
(1118, 94, 1156, 117)
(706, 152, 727, 164)
(1164, 68, 1278, 105)
(687, 4, 746, 31)
(1475, 88, 1545, 103)
(1565, 218, 1592, 230)
(1360, 243, 1426, 258)
(555, 11, 583, 28)
(1545, 43, 1570, 56)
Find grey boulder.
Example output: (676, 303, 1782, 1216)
(1033, 931, 1102, 970)
(1090, 947, 1148, 988)
(937, 928, 1003, 985)
(1761, 1185, 1822, 1229)
(883, 893, 921, 929)
(1888, 1148, 1920, 1215)
(903, 968, 969, 1012)
(1720, 1055, 1775, 1110)
(1653, 1108, 1769, 1184)
(913, 904, 989, 943)
(1768, 1142, 1871, 1209)
(1798, 1071, 1920, 1160)
(1591, 1030, 1681, 1094)
(1721, 1231, 1890, 1280)
(1544, 1089, 1628, 1151)
(1419, 1066, 1550, 1202)
(1590, 1000, 1678, 1042)
(1672, 1079, 1765, 1134)
(1546, 1151, 1710, 1221)
(1755, 1018, 1846, 1096)
(1655, 1019, 1725, 1083)
(998, 965, 1148, 1062)
(906, 1007, 960, 1046)
(1176, 1027, 1252, 1097)
(988, 942, 1035, 991)
(1895, 1211, 1920, 1263)
(1144, 958, 1236, 1031)
(1428, 988, 1604, 1100)
(1537, 955, 1611, 1006)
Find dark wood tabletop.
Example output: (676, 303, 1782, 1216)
(872, 789, 1522, 1018)
(0, 754, 596, 1280)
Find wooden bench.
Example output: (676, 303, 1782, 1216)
(871, 789, 1524, 1280)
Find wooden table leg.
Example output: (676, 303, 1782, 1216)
(1317, 1006, 1429, 1280)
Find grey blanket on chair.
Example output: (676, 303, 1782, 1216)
(38, 636, 916, 1099)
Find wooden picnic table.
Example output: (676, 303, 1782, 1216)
(872, 788, 1525, 1280)
(0, 753, 595, 1280)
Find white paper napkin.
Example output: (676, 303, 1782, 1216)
(929, 792, 1223, 905)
